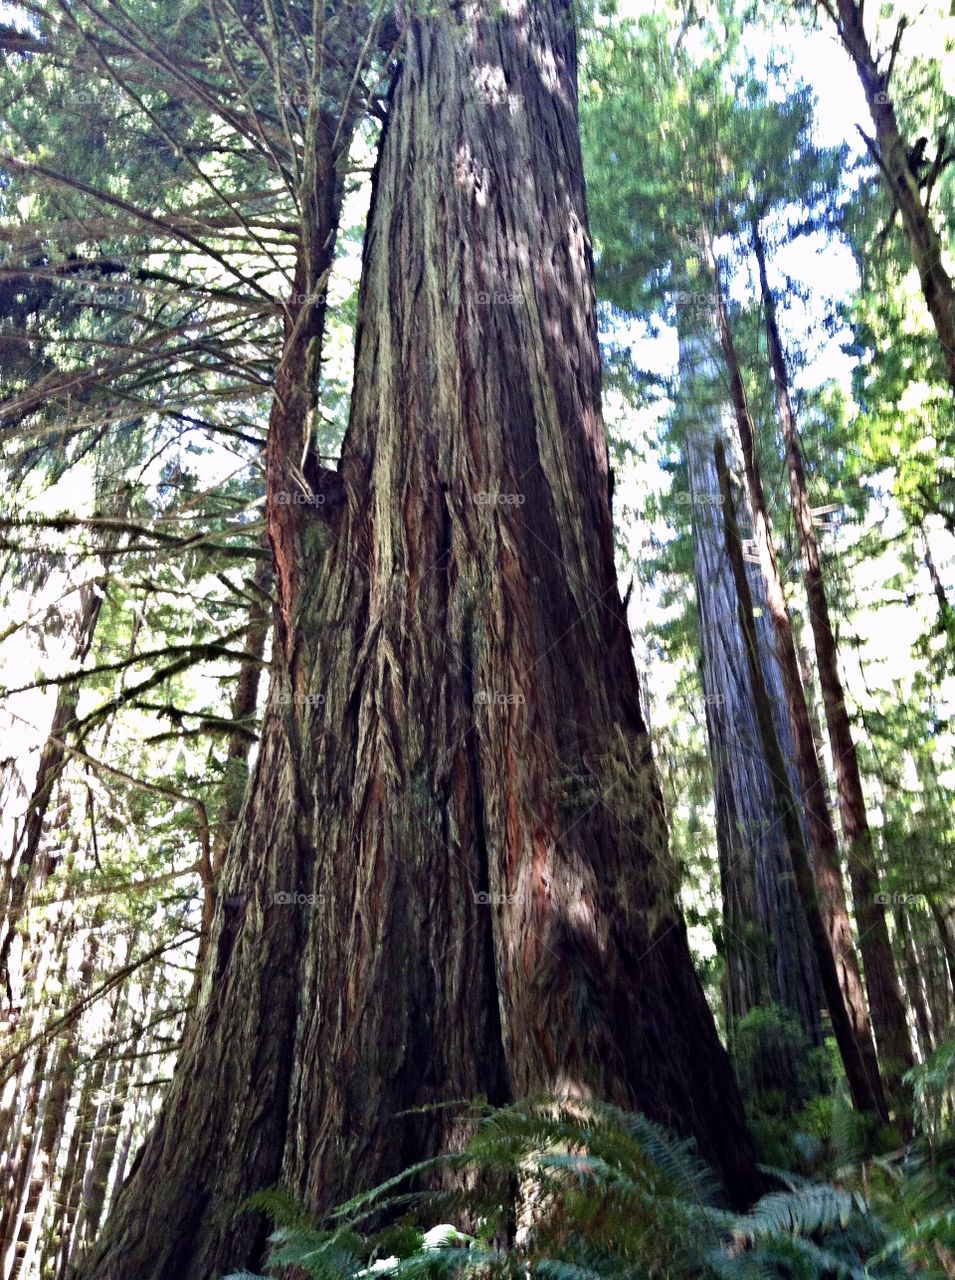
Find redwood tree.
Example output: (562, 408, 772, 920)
(679, 332, 823, 1060)
(820, 0, 955, 393)
(751, 220, 914, 1119)
(704, 239, 887, 1119)
(83, 5, 761, 1277)
(278, 0, 763, 1216)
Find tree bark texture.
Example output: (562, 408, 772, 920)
(280, 0, 760, 1216)
(82, 9, 762, 1279)
(706, 247, 888, 1118)
(678, 331, 823, 1052)
(713, 440, 882, 1118)
(752, 221, 914, 1119)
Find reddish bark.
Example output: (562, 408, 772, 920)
(706, 242, 887, 1119)
(752, 222, 914, 1121)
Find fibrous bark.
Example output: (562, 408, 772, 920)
(82, 10, 763, 1278)
(705, 245, 887, 1118)
(713, 439, 881, 1118)
(752, 221, 914, 1121)
(280, 0, 760, 1217)
(678, 331, 823, 1058)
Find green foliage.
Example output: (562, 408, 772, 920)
(907, 1040, 955, 1146)
(227, 1100, 943, 1280)
(733, 1005, 831, 1106)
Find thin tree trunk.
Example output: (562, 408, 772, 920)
(0, 892, 76, 1270)
(713, 438, 882, 1117)
(197, 553, 273, 957)
(0, 589, 102, 1023)
(752, 221, 914, 1121)
(7, 926, 102, 1280)
(55, 1052, 108, 1280)
(679, 330, 823, 1059)
(829, 0, 955, 392)
(929, 899, 955, 999)
(895, 905, 935, 1056)
(1, 490, 130, 1028)
(706, 241, 887, 1119)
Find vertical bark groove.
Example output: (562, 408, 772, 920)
(679, 331, 823, 1056)
(752, 221, 914, 1120)
(705, 240, 886, 1118)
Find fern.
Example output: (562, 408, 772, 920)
(735, 1185, 865, 1238)
(236, 1099, 925, 1280)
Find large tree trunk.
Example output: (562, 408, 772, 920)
(706, 246, 887, 1119)
(679, 332, 823, 1060)
(280, 0, 760, 1216)
(82, 11, 761, 1278)
(751, 222, 914, 1122)
(830, 0, 955, 393)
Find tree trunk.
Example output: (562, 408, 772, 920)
(706, 244, 887, 1119)
(830, 0, 955, 393)
(55, 1045, 112, 1280)
(679, 330, 824, 1059)
(81, 8, 761, 1279)
(6, 926, 102, 1280)
(196, 553, 273, 958)
(279, 0, 760, 1217)
(77, 17, 379, 1278)
(929, 899, 955, 1000)
(713, 439, 882, 1117)
(752, 221, 914, 1122)
(894, 905, 935, 1057)
(0, 576, 104, 1024)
